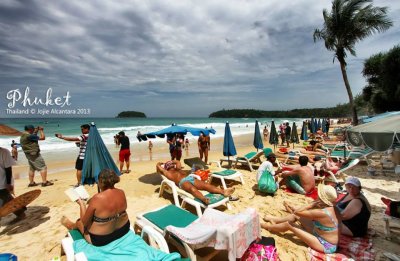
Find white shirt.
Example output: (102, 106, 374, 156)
(0, 147, 16, 189)
(256, 161, 275, 182)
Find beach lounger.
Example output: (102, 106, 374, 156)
(234, 150, 264, 171)
(329, 147, 374, 161)
(183, 157, 244, 189)
(135, 204, 260, 261)
(61, 225, 178, 261)
(323, 158, 360, 184)
(383, 212, 400, 240)
(159, 175, 231, 216)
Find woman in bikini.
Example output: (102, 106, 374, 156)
(61, 169, 130, 246)
(262, 184, 340, 254)
(197, 133, 210, 164)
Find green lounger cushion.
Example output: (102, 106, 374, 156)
(244, 152, 257, 159)
(212, 169, 237, 176)
(69, 229, 84, 241)
(194, 193, 225, 205)
(143, 205, 198, 230)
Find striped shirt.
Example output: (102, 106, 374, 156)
(78, 134, 89, 159)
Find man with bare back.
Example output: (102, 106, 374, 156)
(156, 160, 235, 204)
(279, 156, 315, 195)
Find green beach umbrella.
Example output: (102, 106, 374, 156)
(269, 121, 279, 152)
(253, 120, 264, 152)
(290, 122, 299, 149)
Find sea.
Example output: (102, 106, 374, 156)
(0, 117, 305, 152)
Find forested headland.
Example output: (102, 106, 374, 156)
(116, 111, 146, 118)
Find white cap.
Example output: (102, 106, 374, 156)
(345, 176, 361, 187)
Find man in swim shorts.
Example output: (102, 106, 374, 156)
(156, 160, 235, 204)
(278, 156, 315, 195)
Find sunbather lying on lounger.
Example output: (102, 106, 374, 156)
(156, 160, 235, 205)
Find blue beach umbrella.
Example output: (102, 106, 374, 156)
(138, 124, 215, 141)
(269, 121, 279, 151)
(223, 122, 237, 165)
(253, 120, 264, 151)
(322, 119, 327, 133)
(81, 123, 121, 185)
(310, 118, 315, 134)
(317, 119, 322, 130)
(301, 121, 308, 141)
(290, 122, 299, 149)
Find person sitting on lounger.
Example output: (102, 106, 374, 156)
(156, 160, 235, 205)
(61, 169, 130, 246)
(278, 156, 315, 195)
(262, 184, 339, 254)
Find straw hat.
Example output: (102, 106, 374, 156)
(317, 184, 337, 206)
(0, 189, 41, 217)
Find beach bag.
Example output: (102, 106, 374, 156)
(240, 243, 279, 261)
(195, 169, 210, 181)
(258, 170, 277, 194)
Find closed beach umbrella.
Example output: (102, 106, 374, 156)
(253, 120, 264, 151)
(81, 123, 121, 185)
(321, 119, 327, 133)
(290, 122, 299, 149)
(223, 122, 237, 166)
(269, 121, 279, 151)
(300, 121, 308, 141)
(317, 119, 322, 130)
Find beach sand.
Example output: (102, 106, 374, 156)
(1, 133, 400, 260)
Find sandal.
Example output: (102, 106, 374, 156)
(229, 195, 239, 201)
(41, 181, 54, 187)
(28, 182, 38, 187)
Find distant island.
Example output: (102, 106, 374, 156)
(209, 104, 355, 118)
(116, 111, 146, 118)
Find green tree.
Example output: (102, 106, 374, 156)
(313, 0, 392, 125)
(362, 45, 400, 112)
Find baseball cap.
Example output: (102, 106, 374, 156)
(345, 176, 361, 187)
(24, 125, 35, 130)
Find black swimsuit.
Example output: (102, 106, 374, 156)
(337, 195, 370, 237)
(88, 211, 129, 246)
(88, 220, 130, 246)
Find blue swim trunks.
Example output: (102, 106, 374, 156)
(179, 176, 196, 188)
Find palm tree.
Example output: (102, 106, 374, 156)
(313, 0, 392, 125)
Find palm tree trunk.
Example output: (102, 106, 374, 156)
(339, 61, 358, 125)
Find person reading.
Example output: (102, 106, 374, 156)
(156, 160, 235, 205)
(279, 156, 315, 195)
(61, 169, 130, 246)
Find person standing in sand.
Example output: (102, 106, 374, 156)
(0, 147, 26, 221)
(56, 124, 90, 187)
(20, 125, 53, 187)
(117, 131, 131, 174)
(197, 133, 210, 164)
(278, 155, 315, 195)
(263, 126, 269, 141)
(156, 160, 235, 204)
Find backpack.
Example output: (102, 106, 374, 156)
(258, 170, 277, 194)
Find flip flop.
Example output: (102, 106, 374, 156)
(28, 182, 38, 187)
(229, 195, 239, 201)
(41, 181, 54, 187)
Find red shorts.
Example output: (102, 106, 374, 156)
(119, 149, 131, 162)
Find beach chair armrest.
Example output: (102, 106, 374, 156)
(141, 225, 170, 253)
(209, 160, 221, 168)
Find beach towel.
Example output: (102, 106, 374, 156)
(166, 208, 260, 261)
(73, 230, 181, 261)
(308, 231, 375, 261)
(284, 187, 318, 200)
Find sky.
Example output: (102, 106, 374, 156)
(0, 0, 399, 118)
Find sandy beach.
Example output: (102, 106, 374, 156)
(1, 133, 399, 260)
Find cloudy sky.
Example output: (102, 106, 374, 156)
(1, 0, 399, 118)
